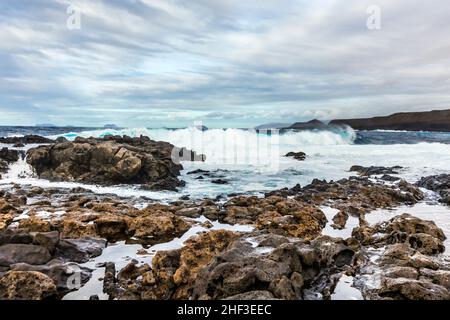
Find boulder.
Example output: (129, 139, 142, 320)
(10, 261, 92, 292)
(383, 213, 446, 242)
(18, 217, 53, 232)
(0, 244, 51, 266)
(0, 148, 24, 176)
(0, 271, 57, 300)
(33, 231, 60, 253)
(377, 277, 449, 300)
(0, 229, 33, 245)
(137, 230, 240, 300)
(26, 135, 205, 191)
(331, 210, 348, 230)
(190, 234, 355, 300)
(94, 217, 128, 241)
(0, 148, 21, 163)
(285, 151, 306, 161)
(127, 212, 191, 242)
(349, 165, 402, 176)
(224, 196, 326, 239)
(55, 237, 106, 263)
(417, 174, 450, 205)
(353, 213, 446, 254)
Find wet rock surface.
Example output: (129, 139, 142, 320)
(417, 174, 450, 205)
(0, 135, 55, 145)
(222, 196, 327, 239)
(350, 165, 403, 176)
(26, 135, 204, 191)
(0, 148, 25, 177)
(353, 213, 446, 254)
(352, 213, 450, 300)
(0, 227, 103, 299)
(267, 177, 423, 216)
(110, 231, 358, 300)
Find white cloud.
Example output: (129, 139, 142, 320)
(0, 0, 450, 126)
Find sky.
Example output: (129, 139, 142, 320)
(1, 0, 450, 128)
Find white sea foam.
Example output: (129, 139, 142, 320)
(2, 128, 450, 201)
(50, 127, 357, 162)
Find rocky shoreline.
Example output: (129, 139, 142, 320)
(0, 135, 449, 300)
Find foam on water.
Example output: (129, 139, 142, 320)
(2, 128, 450, 201)
(331, 274, 364, 300)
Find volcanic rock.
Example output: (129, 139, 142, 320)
(285, 151, 306, 161)
(0, 271, 57, 300)
(350, 165, 402, 176)
(26, 135, 205, 191)
(417, 174, 450, 205)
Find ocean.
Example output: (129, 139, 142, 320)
(2, 125, 450, 300)
(1, 125, 450, 201)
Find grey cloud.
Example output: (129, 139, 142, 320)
(0, 0, 450, 127)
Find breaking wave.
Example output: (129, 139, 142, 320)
(47, 126, 355, 165)
(51, 126, 356, 147)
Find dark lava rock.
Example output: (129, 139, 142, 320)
(285, 151, 306, 161)
(26, 135, 204, 191)
(55, 237, 106, 263)
(0, 148, 22, 163)
(0, 229, 34, 245)
(331, 211, 348, 230)
(380, 174, 401, 182)
(352, 213, 446, 254)
(416, 174, 450, 205)
(12, 143, 25, 148)
(33, 231, 60, 253)
(350, 165, 403, 176)
(126, 230, 356, 300)
(211, 179, 229, 185)
(10, 261, 91, 292)
(266, 176, 423, 212)
(187, 169, 210, 175)
(103, 262, 116, 297)
(0, 244, 52, 267)
(0, 148, 25, 175)
(0, 135, 55, 145)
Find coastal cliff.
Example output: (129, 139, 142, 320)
(330, 109, 450, 132)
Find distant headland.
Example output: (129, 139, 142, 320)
(255, 109, 450, 132)
(329, 109, 450, 132)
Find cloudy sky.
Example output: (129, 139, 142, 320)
(1, 0, 450, 127)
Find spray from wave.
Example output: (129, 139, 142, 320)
(50, 126, 356, 146)
(48, 126, 356, 166)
